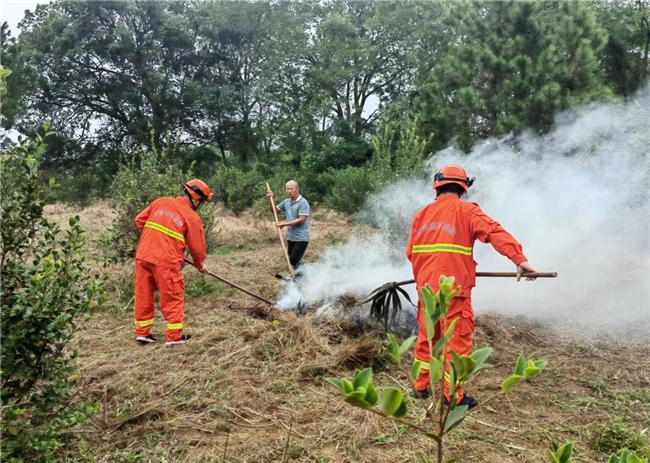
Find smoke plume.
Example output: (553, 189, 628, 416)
(277, 90, 650, 338)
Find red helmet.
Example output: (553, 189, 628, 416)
(183, 179, 213, 202)
(433, 165, 475, 192)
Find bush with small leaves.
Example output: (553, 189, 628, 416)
(1, 119, 106, 462)
(328, 275, 547, 462)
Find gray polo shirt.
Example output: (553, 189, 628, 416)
(277, 195, 310, 242)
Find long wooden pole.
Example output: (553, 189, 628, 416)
(184, 259, 273, 305)
(266, 182, 295, 278)
(384, 272, 558, 288)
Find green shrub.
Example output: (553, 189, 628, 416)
(323, 166, 377, 214)
(48, 165, 112, 208)
(104, 146, 216, 262)
(370, 115, 432, 189)
(0, 122, 106, 462)
(210, 164, 266, 214)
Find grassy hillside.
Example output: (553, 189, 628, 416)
(45, 203, 650, 463)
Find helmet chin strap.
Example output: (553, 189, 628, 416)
(185, 191, 201, 211)
(191, 199, 203, 211)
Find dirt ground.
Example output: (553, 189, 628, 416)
(44, 202, 650, 463)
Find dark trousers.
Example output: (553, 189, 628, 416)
(287, 240, 309, 268)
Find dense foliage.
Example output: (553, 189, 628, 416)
(1, 0, 648, 210)
(0, 117, 106, 461)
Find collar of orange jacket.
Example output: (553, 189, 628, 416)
(435, 193, 461, 203)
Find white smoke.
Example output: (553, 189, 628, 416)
(277, 90, 650, 337)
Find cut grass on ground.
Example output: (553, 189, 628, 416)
(44, 202, 650, 463)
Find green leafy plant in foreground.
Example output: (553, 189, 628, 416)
(547, 441, 648, 463)
(328, 275, 547, 462)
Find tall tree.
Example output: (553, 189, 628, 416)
(417, 0, 609, 152)
(592, 0, 650, 96)
(302, 0, 422, 141)
(16, 0, 203, 151)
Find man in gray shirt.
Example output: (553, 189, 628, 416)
(267, 180, 310, 271)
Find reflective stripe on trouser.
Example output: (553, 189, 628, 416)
(134, 259, 186, 342)
(413, 296, 474, 403)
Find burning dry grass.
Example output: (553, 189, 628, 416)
(46, 202, 650, 462)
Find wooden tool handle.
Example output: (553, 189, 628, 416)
(266, 182, 295, 279)
(390, 272, 557, 287)
(476, 271, 557, 278)
(184, 259, 273, 305)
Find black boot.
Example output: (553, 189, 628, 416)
(412, 387, 430, 399)
(444, 395, 479, 410)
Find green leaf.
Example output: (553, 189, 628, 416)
(424, 432, 442, 443)
(470, 363, 494, 375)
(365, 382, 378, 407)
(8, 427, 18, 436)
(470, 347, 493, 365)
(444, 404, 469, 431)
(398, 335, 417, 356)
(627, 455, 644, 463)
(452, 352, 477, 381)
(353, 368, 373, 390)
(556, 443, 574, 463)
(534, 360, 548, 370)
(451, 351, 466, 378)
(449, 286, 461, 299)
(433, 337, 446, 357)
(326, 378, 345, 393)
(445, 318, 460, 338)
(547, 449, 561, 463)
(420, 285, 436, 313)
(523, 367, 541, 379)
(448, 363, 457, 398)
(607, 456, 619, 463)
(387, 333, 399, 354)
(515, 355, 527, 376)
(430, 304, 442, 326)
(440, 282, 453, 296)
(429, 355, 441, 384)
(438, 291, 448, 315)
(380, 387, 404, 417)
(411, 361, 422, 382)
(393, 398, 407, 419)
(342, 379, 354, 394)
(501, 375, 522, 393)
(424, 307, 436, 341)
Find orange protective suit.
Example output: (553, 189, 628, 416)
(406, 194, 527, 401)
(134, 197, 206, 342)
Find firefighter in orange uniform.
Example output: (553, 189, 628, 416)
(406, 165, 537, 408)
(134, 179, 212, 346)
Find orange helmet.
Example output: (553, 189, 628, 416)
(183, 179, 213, 202)
(433, 165, 475, 192)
